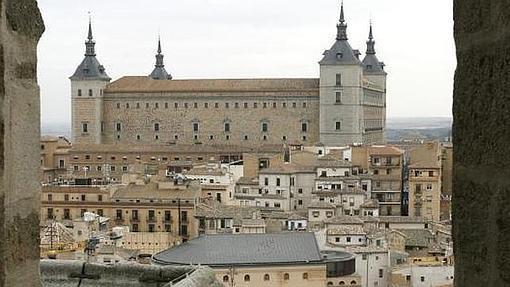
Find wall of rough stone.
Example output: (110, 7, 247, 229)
(0, 0, 44, 286)
(453, 0, 510, 286)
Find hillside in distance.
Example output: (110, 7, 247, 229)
(387, 117, 452, 142)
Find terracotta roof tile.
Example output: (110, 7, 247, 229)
(105, 76, 320, 94)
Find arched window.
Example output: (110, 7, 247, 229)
(350, 280, 357, 285)
(222, 275, 229, 282)
(283, 273, 290, 280)
(244, 275, 250, 282)
(339, 281, 345, 285)
(264, 274, 270, 281)
(302, 273, 308, 279)
(327, 282, 333, 286)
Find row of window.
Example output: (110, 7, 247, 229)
(115, 101, 309, 110)
(46, 194, 102, 202)
(334, 236, 364, 243)
(327, 280, 358, 285)
(76, 89, 103, 97)
(81, 122, 345, 135)
(73, 165, 128, 173)
(46, 208, 104, 220)
(113, 133, 309, 142)
(82, 121, 311, 136)
(222, 272, 308, 283)
(72, 155, 207, 162)
(113, 121, 309, 133)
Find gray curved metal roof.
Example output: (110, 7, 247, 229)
(153, 233, 323, 267)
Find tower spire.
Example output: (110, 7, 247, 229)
(150, 36, 172, 80)
(87, 13, 93, 40)
(336, 1, 348, 40)
(154, 36, 164, 68)
(157, 35, 162, 54)
(339, 0, 345, 23)
(366, 21, 376, 55)
(85, 14, 96, 56)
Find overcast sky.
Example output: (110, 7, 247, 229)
(38, 0, 455, 126)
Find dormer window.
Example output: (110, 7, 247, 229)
(88, 89, 93, 97)
(367, 64, 373, 70)
(77, 89, 82, 97)
(336, 53, 343, 60)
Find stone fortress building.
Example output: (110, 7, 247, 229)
(71, 3, 386, 148)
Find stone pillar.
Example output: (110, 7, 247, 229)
(0, 1, 44, 287)
(453, 1, 510, 286)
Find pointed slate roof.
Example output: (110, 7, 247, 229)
(319, 3, 361, 66)
(70, 19, 111, 81)
(362, 23, 386, 75)
(149, 37, 172, 80)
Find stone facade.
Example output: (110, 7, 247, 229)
(71, 4, 386, 148)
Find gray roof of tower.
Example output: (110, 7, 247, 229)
(320, 39, 361, 66)
(362, 24, 386, 75)
(153, 233, 323, 267)
(150, 67, 172, 80)
(70, 21, 111, 81)
(319, 3, 361, 66)
(362, 54, 386, 75)
(70, 56, 111, 81)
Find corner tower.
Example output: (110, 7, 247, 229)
(70, 18, 111, 144)
(319, 2, 364, 146)
(361, 23, 387, 143)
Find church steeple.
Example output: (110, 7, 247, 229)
(149, 36, 172, 80)
(366, 22, 376, 55)
(336, 1, 348, 40)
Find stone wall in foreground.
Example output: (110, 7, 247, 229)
(453, 0, 510, 286)
(40, 260, 223, 287)
(0, 0, 44, 286)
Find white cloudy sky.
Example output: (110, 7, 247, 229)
(38, 0, 454, 126)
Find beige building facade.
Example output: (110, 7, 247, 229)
(408, 142, 442, 222)
(215, 264, 327, 287)
(40, 178, 200, 240)
(351, 145, 403, 216)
